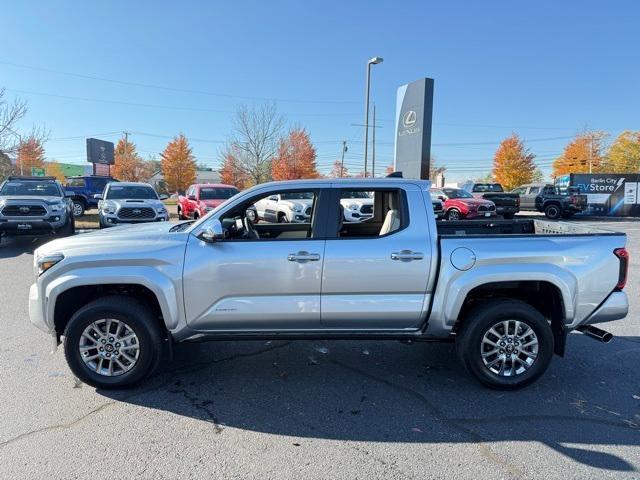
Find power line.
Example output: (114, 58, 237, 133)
(0, 59, 359, 105)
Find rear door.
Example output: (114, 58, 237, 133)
(320, 183, 432, 330)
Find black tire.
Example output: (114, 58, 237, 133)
(72, 200, 86, 217)
(63, 296, 163, 389)
(177, 207, 186, 220)
(446, 209, 461, 221)
(58, 216, 75, 237)
(456, 299, 554, 390)
(503, 213, 515, 220)
(544, 204, 561, 220)
(278, 213, 288, 223)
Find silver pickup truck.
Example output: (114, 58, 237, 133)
(29, 178, 630, 390)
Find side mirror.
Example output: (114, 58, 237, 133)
(188, 194, 197, 201)
(200, 219, 225, 243)
(159, 194, 168, 200)
(65, 191, 76, 198)
(93, 193, 103, 200)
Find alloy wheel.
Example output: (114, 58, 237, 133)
(79, 318, 140, 377)
(480, 320, 539, 377)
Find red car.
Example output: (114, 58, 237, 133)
(430, 187, 497, 220)
(178, 183, 239, 220)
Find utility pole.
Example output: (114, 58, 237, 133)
(340, 141, 347, 177)
(372, 104, 376, 178)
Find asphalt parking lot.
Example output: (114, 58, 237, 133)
(0, 218, 638, 480)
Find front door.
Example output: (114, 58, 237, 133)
(183, 187, 325, 331)
(320, 185, 432, 330)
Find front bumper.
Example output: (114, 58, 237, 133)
(101, 213, 169, 227)
(344, 210, 373, 223)
(0, 215, 68, 235)
(581, 291, 629, 326)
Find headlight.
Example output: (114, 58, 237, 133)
(49, 202, 64, 212)
(204, 207, 213, 213)
(36, 253, 64, 276)
(157, 207, 167, 214)
(101, 202, 116, 214)
(293, 204, 303, 212)
(349, 203, 358, 211)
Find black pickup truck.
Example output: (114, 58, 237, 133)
(465, 183, 520, 219)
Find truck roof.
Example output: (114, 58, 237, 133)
(6, 175, 58, 182)
(249, 177, 432, 190)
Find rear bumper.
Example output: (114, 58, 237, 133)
(495, 206, 519, 214)
(581, 291, 629, 326)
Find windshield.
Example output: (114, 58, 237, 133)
(472, 183, 504, 193)
(200, 187, 239, 200)
(341, 191, 371, 199)
(0, 181, 61, 197)
(106, 185, 158, 200)
(444, 188, 473, 199)
(280, 192, 314, 200)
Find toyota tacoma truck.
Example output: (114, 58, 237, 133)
(65, 175, 116, 217)
(464, 182, 520, 219)
(96, 182, 169, 228)
(0, 176, 75, 244)
(29, 178, 629, 390)
(254, 191, 314, 223)
(177, 183, 239, 220)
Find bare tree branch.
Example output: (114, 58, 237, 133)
(0, 88, 28, 153)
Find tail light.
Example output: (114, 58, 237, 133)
(614, 248, 629, 290)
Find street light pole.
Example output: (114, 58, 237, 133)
(363, 56, 383, 178)
(340, 140, 347, 177)
(372, 104, 376, 178)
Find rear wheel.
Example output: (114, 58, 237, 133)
(63, 296, 163, 389)
(544, 204, 561, 220)
(456, 299, 554, 390)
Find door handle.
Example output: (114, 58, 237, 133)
(391, 250, 424, 261)
(288, 251, 321, 262)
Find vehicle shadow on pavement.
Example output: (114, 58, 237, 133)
(0, 236, 51, 259)
(99, 333, 640, 473)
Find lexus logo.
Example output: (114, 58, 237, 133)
(403, 110, 417, 127)
(19, 206, 30, 214)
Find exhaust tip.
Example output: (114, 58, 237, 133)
(577, 325, 614, 343)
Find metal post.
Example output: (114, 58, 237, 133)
(372, 104, 376, 178)
(363, 63, 372, 178)
(340, 140, 347, 178)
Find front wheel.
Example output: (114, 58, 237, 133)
(63, 296, 163, 389)
(72, 201, 85, 217)
(446, 209, 461, 221)
(456, 299, 554, 390)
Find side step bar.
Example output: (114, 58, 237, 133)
(577, 325, 613, 343)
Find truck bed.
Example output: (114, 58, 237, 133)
(437, 218, 620, 237)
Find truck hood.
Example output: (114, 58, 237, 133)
(102, 198, 165, 210)
(0, 195, 63, 204)
(340, 198, 373, 207)
(35, 222, 188, 259)
(280, 198, 314, 210)
(201, 199, 226, 208)
(455, 198, 494, 207)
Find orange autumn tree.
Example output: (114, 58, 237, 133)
(15, 136, 45, 174)
(113, 138, 144, 181)
(219, 149, 250, 189)
(271, 128, 319, 180)
(160, 134, 197, 193)
(552, 131, 608, 177)
(328, 159, 349, 178)
(492, 133, 536, 191)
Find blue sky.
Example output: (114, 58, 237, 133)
(1, 0, 638, 181)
